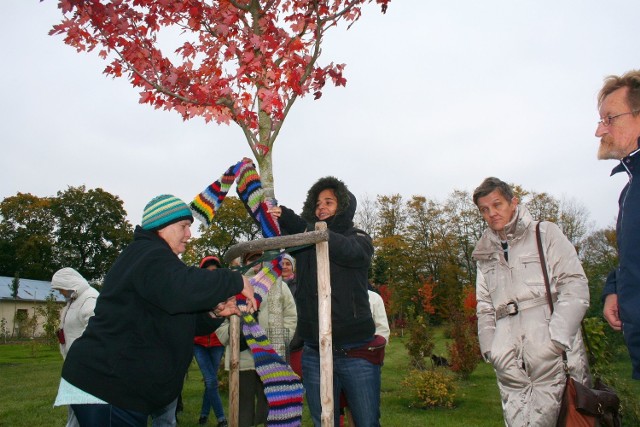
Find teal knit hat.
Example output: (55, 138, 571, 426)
(141, 194, 194, 231)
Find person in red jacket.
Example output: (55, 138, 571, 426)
(194, 256, 228, 427)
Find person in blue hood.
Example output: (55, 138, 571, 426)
(596, 70, 640, 379)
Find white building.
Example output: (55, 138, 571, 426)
(0, 276, 65, 338)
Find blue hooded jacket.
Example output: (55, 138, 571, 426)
(603, 138, 640, 379)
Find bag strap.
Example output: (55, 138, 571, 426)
(535, 222, 569, 372)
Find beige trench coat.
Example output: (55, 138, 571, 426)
(473, 206, 590, 427)
(216, 277, 297, 371)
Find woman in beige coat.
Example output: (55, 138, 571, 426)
(215, 252, 297, 427)
(472, 177, 590, 427)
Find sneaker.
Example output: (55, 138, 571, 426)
(198, 416, 208, 425)
(217, 420, 228, 427)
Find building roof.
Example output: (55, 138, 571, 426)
(0, 276, 65, 302)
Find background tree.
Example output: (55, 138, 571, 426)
(557, 197, 592, 250)
(183, 196, 259, 266)
(51, 186, 133, 284)
(10, 273, 20, 338)
(372, 194, 415, 325)
(354, 193, 379, 239)
(403, 195, 468, 322)
(523, 191, 560, 223)
(49, 0, 390, 198)
(10, 273, 20, 300)
(580, 226, 618, 318)
(443, 190, 484, 287)
(0, 193, 55, 280)
(0, 187, 132, 283)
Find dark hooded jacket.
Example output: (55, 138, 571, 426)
(61, 226, 244, 413)
(278, 177, 375, 346)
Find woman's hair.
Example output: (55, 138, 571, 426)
(472, 177, 514, 206)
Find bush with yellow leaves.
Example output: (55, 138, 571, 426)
(402, 367, 457, 409)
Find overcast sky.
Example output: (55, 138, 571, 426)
(3, 1, 639, 232)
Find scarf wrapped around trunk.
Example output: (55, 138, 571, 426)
(191, 159, 303, 426)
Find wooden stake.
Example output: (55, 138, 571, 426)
(315, 221, 334, 426)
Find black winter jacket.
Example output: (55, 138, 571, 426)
(278, 177, 375, 346)
(61, 226, 243, 413)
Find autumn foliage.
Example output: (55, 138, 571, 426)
(49, 0, 390, 173)
(447, 286, 481, 379)
(417, 277, 436, 315)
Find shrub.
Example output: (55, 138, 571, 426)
(402, 367, 457, 409)
(582, 318, 640, 424)
(36, 293, 62, 347)
(0, 318, 8, 343)
(447, 309, 481, 379)
(581, 316, 614, 376)
(405, 313, 434, 370)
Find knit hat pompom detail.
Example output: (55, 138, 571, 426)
(141, 194, 194, 231)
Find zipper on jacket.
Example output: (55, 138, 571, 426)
(352, 294, 357, 318)
(620, 152, 637, 226)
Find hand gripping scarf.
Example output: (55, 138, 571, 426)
(191, 160, 303, 427)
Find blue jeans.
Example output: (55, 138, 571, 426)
(302, 343, 381, 427)
(71, 404, 147, 427)
(150, 398, 178, 427)
(193, 344, 226, 421)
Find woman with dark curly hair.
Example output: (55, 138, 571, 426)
(269, 177, 380, 427)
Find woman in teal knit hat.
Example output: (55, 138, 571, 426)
(54, 194, 256, 427)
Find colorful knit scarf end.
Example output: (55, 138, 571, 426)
(190, 159, 280, 238)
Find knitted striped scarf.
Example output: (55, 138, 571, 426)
(191, 159, 280, 238)
(239, 257, 304, 426)
(191, 161, 302, 426)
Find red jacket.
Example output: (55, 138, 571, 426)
(194, 331, 222, 347)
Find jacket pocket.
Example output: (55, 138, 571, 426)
(518, 255, 544, 287)
(478, 261, 499, 294)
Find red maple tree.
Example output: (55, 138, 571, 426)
(48, 0, 390, 196)
(417, 278, 436, 316)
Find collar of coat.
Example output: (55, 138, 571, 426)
(472, 205, 534, 261)
(611, 136, 640, 177)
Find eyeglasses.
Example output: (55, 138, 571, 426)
(598, 111, 639, 127)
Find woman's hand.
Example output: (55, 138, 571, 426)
(268, 206, 282, 218)
(210, 296, 239, 318)
(239, 276, 257, 313)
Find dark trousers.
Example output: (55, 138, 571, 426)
(71, 403, 147, 427)
(238, 370, 268, 427)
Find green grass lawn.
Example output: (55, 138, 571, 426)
(0, 332, 637, 427)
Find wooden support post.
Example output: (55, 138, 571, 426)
(228, 314, 240, 427)
(315, 222, 334, 426)
(223, 225, 332, 426)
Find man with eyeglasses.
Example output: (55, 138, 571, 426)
(596, 70, 640, 380)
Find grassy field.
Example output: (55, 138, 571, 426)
(0, 331, 637, 427)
